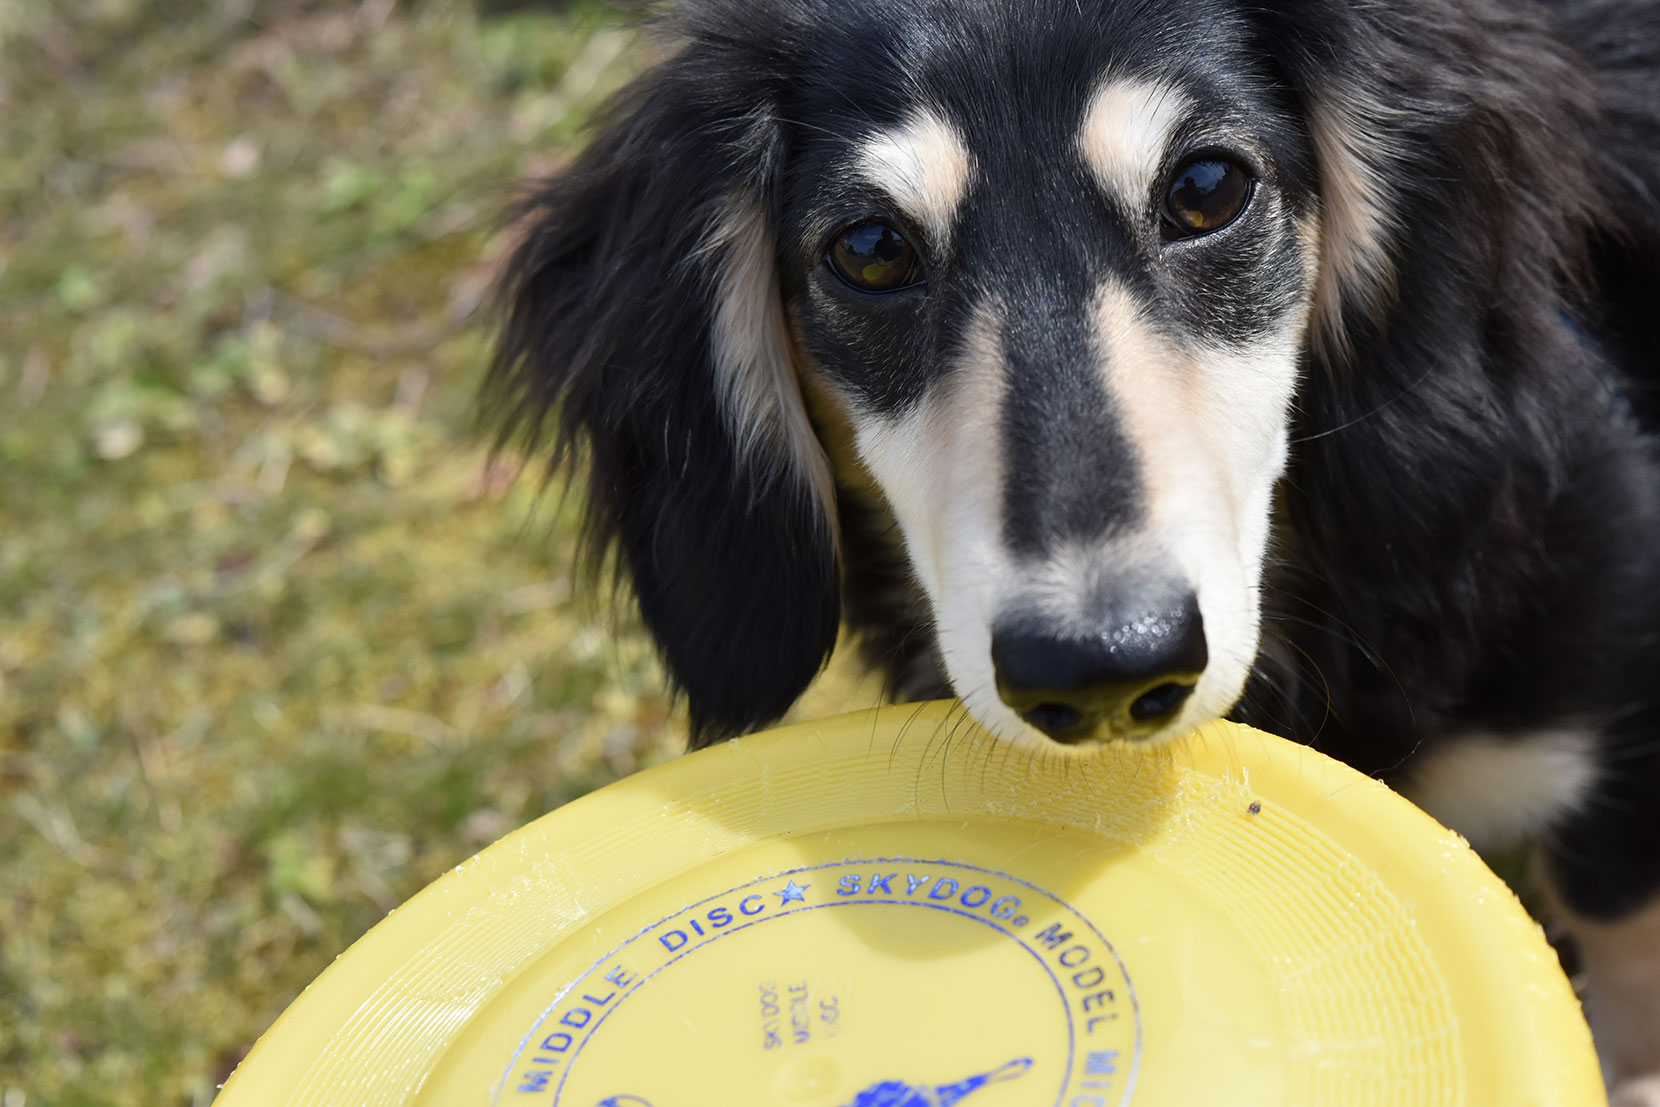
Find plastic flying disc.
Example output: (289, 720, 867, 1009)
(217, 705, 1605, 1106)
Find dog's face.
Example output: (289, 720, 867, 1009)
(491, 0, 1393, 745)
(762, 4, 1324, 745)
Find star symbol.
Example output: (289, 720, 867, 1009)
(775, 880, 809, 905)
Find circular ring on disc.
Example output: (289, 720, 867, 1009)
(217, 705, 1605, 1107)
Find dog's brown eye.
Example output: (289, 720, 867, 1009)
(1163, 159, 1252, 238)
(827, 222, 923, 292)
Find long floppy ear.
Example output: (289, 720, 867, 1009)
(1251, 0, 1600, 371)
(1244, 0, 1602, 575)
(484, 22, 839, 746)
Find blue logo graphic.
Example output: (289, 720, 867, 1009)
(595, 1098, 653, 1106)
(843, 1057, 1033, 1107)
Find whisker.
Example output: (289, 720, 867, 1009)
(1288, 362, 1439, 445)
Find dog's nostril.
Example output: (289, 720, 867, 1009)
(1129, 680, 1196, 722)
(1021, 702, 1084, 737)
(991, 590, 1207, 741)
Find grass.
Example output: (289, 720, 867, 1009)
(0, 3, 874, 1102)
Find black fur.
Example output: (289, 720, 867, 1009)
(1232, 0, 1660, 922)
(999, 298, 1144, 557)
(483, 25, 840, 741)
(487, 0, 1660, 932)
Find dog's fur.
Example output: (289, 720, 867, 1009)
(486, 0, 1660, 1094)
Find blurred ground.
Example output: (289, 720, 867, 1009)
(0, 2, 875, 1102)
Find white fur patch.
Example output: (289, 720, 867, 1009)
(1088, 278, 1304, 740)
(1401, 729, 1598, 849)
(710, 206, 837, 520)
(854, 110, 975, 243)
(1079, 78, 1191, 213)
(851, 304, 1029, 740)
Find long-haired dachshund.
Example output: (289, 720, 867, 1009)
(485, 0, 1660, 1095)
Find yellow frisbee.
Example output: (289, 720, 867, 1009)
(217, 705, 1604, 1106)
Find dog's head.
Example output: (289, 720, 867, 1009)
(489, 0, 1594, 746)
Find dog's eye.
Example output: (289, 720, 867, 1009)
(1162, 159, 1252, 238)
(826, 222, 923, 292)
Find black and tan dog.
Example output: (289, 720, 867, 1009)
(486, 0, 1660, 1096)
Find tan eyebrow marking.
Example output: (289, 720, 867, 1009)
(854, 109, 975, 243)
(1079, 77, 1192, 212)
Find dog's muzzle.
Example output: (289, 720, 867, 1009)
(991, 592, 1208, 743)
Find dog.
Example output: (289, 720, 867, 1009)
(484, 0, 1660, 1097)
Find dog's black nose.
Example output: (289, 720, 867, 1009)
(991, 595, 1208, 743)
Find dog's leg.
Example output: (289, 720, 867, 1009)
(1550, 893, 1660, 1105)
(1537, 723, 1660, 1105)
(1614, 1077, 1660, 1107)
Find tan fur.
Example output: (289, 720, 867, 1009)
(1305, 90, 1400, 360)
(790, 326, 871, 500)
(1543, 884, 1660, 1103)
(1613, 1075, 1660, 1107)
(854, 110, 975, 245)
(852, 303, 1022, 738)
(1091, 277, 1304, 733)
(710, 205, 838, 522)
(1078, 77, 1191, 214)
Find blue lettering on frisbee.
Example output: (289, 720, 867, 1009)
(493, 859, 1141, 1106)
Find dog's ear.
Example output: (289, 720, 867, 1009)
(1251, 0, 1599, 367)
(485, 26, 839, 746)
(1246, 0, 1603, 575)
